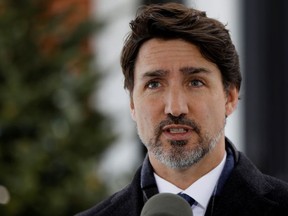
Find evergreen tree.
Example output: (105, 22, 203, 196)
(0, 0, 115, 215)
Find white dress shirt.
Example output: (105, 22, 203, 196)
(154, 152, 227, 216)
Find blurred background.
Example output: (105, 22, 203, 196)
(0, 0, 287, 215)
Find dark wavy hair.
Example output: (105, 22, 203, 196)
(121, 3, 241, 94)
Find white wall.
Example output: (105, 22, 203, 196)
(92, 0, 141, 192)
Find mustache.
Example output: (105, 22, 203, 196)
(155, 114, 201, 136)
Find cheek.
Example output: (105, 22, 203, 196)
(134, 101, 161, 132)
(195, 98, 226, 128)
(139, 107, 156, 127)
(135, 110, 155, 144)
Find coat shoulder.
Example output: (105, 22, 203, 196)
(263, 174, 288, 203)
(234, 152, 288, 214)
(75, 167, 143, 216)
(75, 186, 130, 216)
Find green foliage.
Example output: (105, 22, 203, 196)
(0, 0, 115, 215)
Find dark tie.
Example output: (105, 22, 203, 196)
(178, 193, 196, 206)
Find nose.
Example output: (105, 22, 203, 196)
(164, 88, 189, 117)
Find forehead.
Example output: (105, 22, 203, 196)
(134, 38, 219, 77)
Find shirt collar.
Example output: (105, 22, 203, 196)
(154, 152, 227, 209)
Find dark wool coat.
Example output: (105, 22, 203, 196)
(76, 141, 288, 216)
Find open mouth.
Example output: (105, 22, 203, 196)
(162, 125, 193, 140)
(167, 128, 188, 133)
(163, 125, 192, 133)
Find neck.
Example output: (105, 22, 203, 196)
(149, 142, 225, 190)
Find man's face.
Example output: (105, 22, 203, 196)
(130, 38, 238, 169)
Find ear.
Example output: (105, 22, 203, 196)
(130, 97, 136, 121)
(225, 85, 239, 117)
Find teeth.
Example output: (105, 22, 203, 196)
(169, 128, 187, 133)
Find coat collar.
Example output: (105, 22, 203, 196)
(206, 139, 279, 216)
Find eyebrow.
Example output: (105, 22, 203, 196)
(141, 67, 210, 80)
(180, 66, 211, 75)
(141, 69, 169, 79)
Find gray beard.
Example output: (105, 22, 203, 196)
(142, 118, 226, 169)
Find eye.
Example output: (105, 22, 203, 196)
(189, 79, 204, 87)
(146, 81, 162, 89)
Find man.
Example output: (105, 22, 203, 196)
(76, 3, 288, 216)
